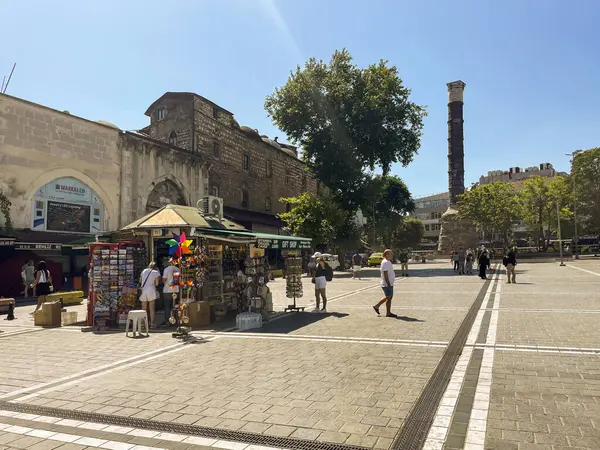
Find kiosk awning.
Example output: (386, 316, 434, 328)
(198, 229, 312, 249)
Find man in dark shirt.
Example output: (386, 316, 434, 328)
(352, 251, 363, 280)
(399, 250, 409, 277)
(504, 248, 517, 284)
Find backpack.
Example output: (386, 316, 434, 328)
(325, 267, 333, 282)
(502, 255, 509, 266)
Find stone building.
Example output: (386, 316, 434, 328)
(477, 163, 566, 186)
(412, 192, 449, 243)
(142, 92, 318, 233)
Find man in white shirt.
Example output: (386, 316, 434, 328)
(162, 260, 180, 326)
(139, 262, 161, 328)
(372, 249, 397, 318)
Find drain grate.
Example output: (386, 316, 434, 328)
(391, 274, 493, 450)
(0, 401, 367, 450)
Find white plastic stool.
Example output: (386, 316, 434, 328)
(125, 310, 149, 337)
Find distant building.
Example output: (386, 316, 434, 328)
(411, 192, 449, 243)
(477, 163, 567, 186)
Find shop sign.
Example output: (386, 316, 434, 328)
(15, 243, 62, 251)
(0, 239, 15, 246)
(255, 238, 311, 250)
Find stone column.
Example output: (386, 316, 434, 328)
(447, 81, 466, 207)
(438, 81, 477, 253)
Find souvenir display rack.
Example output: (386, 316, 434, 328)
(284, 252, 305, 312)
(88, 242, 145, 327)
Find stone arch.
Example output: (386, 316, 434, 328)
(144, 174, 189, 214)
(22, 168, 117, 231)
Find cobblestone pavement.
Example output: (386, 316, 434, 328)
(1, 259, 599, 450)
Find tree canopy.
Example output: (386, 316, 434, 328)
(265, 49, 426, 210)
(572, 148, 600, 234)
(391, 217, 425, 249)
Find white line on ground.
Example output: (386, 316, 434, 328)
(0, 409, 283, 450)
(195, 332, 447, 348)
(465, 273, 502, 448)
(565, 264, 600, 277)
(11, 338, 217, 403)
(422, 265, 500, 450)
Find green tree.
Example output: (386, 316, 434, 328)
(0, 192, 13, 232)
(458, 182, 522, 247)
(571, 148, 600, 235)
(265, 49, 426, 209)
(391, 217, 425, 250)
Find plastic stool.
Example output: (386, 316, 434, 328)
(125, 310, 149, 337)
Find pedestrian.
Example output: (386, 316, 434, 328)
(139, 262, 161, 328)
(162, 259, 179, 326)
(373, 249, 397, 318)
(503, 247, 517, 284)
(21, 260, 35, 298)
(351, 251, 363, 280)
(399, 249, 409, 277)
(466, 251, 474, 274)
(31, 261, 53, 315)
(452, 250, 460, 271)
(458, 247, 466, 275)
(307, 256, 317, 277)
(478, 250, 490, 280)
(312, 253, 331, 312)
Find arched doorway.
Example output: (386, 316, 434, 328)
(146, 179, 187, 213)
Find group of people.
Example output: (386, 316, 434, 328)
(307, 252, 333, 312)
(451, 246, 518, 283)
(137, 260, 180, 328)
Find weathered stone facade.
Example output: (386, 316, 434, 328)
(144, 92, 318, 231)
(0, 93, 208, 233)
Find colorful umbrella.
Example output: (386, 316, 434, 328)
(165, 232, 194, 257)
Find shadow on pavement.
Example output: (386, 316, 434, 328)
(256, 311, 349, 334)
(392, 315, 425, 322)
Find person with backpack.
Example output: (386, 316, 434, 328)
(31, 261, 53, 315)
(312, 253, 332, 312)
(478, 250, 491, 280)
(351, 251, 363, 280)
(503, 247, 517, 284)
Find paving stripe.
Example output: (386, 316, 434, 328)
(196, 332, 448, 348)
(392, 265, 499, 450)
(565, 264, 600, 277)
(420, 268, 500, 450)
(0, 404, 365, 450)
(10, 338, 216, 403)
(0, 328, 43, 339)
(0, 415, 166, 449)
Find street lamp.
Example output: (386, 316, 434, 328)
(557, 201, 565, 266)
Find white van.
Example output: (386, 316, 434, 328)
(321, 253, 340, 271)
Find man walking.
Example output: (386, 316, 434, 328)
(457, 247, 466, 275)
(503, 247, 517, 284)
(452, 250, 460, 271)
(399, 249, 409, 277)
(351, 251, 363, 280)
(373, 249, 397, 318)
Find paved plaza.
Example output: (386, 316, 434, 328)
(1, 259, 600, 450)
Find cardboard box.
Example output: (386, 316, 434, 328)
(34, 301, 62, 327)
(187, 301, 211, 327)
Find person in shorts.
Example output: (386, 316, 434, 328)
(399, 250, 409, 277)
(139, 262, 160, 328)
(162, 260, 180, 326)
(373, 249, 397, 318)
(351, 251, 362, 280)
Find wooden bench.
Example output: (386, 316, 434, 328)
(0, 298, 16, 313)
(47, 291, 84, 306)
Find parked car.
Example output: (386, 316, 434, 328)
(368, 252, 384, 267)
(322, 253, 340, 271)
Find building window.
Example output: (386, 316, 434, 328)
(156, 108, 167, 121)
(213, 141, 221, 158)
(265, 198, 271, 212)
(168, 131, 177, 146)
(213, 107, 219, 119)
(425, 224, 430, 232)
(241, 189, 249, 208)
(243, 154, 250, 171)
(266, 160, 272, 178)
(211, 186, 219, 197)
(302, 175, 307, 191)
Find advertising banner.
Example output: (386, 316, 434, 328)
(47, 201, 91, 233)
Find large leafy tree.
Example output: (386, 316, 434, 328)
(458, 182, 522, 247)
(391, 217, 425, 249)
(265, 49, 426, 210)
(571, 148, 600, 235)
(520, 176, 572, 250)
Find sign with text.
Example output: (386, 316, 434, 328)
(47, 201, 91, 233)
(15, 243, 62, 251)
(255, 237, 311, 250)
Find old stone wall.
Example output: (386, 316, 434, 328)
(145, 94, 318, 218)
(0, 93, 121, 231)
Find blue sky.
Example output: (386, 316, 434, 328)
(2, 0, 599, 198)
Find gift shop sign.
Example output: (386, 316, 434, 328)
(15, 243, 62, 251)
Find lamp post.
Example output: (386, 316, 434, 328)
(557, 201, 565, 266)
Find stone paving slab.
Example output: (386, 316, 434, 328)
(15, 337, 444, 448)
